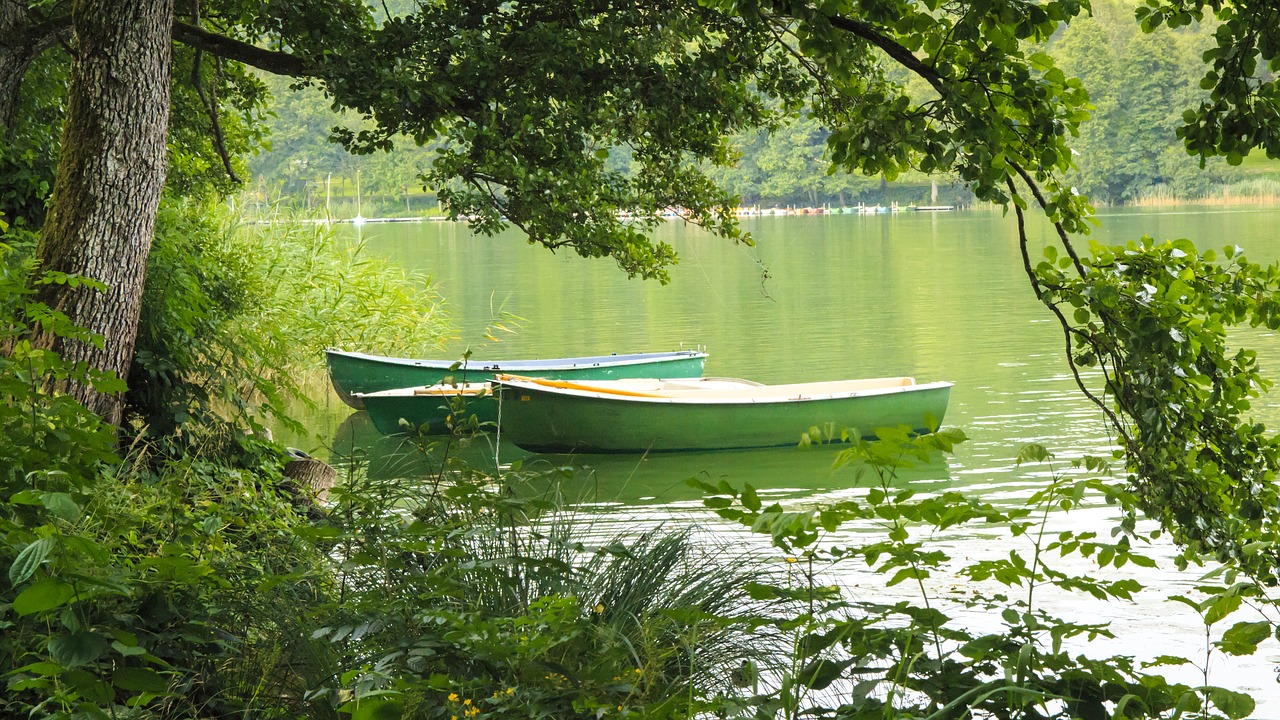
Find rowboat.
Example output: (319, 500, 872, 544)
(357, 382, 496, 435)
(493, 375, 953, 453)
(326, 349, 708, 409)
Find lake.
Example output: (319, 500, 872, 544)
(298, 206, 1280, 714)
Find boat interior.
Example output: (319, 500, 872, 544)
(355, 382, 492, 398)
(498, 375, 923, 400)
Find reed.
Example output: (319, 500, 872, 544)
(1134, 178, 1280, 206)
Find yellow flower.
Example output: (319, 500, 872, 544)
(448, 693, 459, 703)
(594, 603, 605, 613)
(785, 557, 797, 563)
(505, 688, 515, 695)
(463, 699, 472, 706)
(633, 668, 642, 675)
(451, 716, 457, 720)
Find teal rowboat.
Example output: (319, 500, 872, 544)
(493, 375, 953, 453)
(327, 349, 708, 409)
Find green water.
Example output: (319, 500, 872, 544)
(305, 206, 1280, 504)
(299, 206, 1280, 707)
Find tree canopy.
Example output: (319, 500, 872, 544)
(6, 0, 1280, 577)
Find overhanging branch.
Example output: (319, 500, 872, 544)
(826, 14, 947, 95)
(172, 20, 314, 78)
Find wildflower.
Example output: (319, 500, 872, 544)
(633, 668, 642, 675)
(505, 688, 515, 695)
(448, 693, 459, 703)
(464, 699, 472, 706)
(785, 557, 797, 563)
(594, 603, 605, 613)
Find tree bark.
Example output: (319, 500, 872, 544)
(31, 0, 174, 426)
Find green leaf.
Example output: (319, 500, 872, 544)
(9, 537, 56, 585)
(113, 667, 172, 693)
(797, 658, 854, 690)
(1217, 620, 1271, 655)
(741, 484, 761, 512)
(1207, 687, 1255, 719)
(1015, 444, 1050, 465)
(8, 489, 43, 505)
(41, 492, 81, 522)
(13, 576, 75, 616)
(49, 630, 110, 668)
(1204, 594, 1243, 626)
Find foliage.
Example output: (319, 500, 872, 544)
(304, 443, 791, 719)
(251, 0, 1248, 210)
(129, 199, 450, 438)
(715, 0, 1280, 589)
(1029, 237, 1280, 579)
(0, 49, 68, 229)
(1049, 0, 1231, 204)
(1, 234, 332, 719)
(235, 209, 449, 371)
(198, 0, 810, 280)
(1135, 0, 1280, 165)
(167, 44, 272, 197)
(692, 430, 1268, 719)
(5, 238, 790, 718)
(250, 73, 441, 210)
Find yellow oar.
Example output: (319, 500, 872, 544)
(497, 374, 667, 398)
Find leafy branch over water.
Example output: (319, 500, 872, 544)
(1028, 234, 1280, 580)
(692, 430, 1265, 719)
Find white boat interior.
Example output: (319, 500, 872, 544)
(496, 375, 946, 403)
(354, 382, 492, 399)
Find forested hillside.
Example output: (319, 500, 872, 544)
(249, 0, 1279, 212)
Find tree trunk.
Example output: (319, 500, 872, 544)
(31, 0, 174, 426)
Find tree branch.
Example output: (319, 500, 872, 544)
(826, 14, 947, 95)
(172, 20, 314, 78)
(1006, 176, 1130, 447)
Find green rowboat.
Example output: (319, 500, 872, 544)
(358, 382, 496, 435)
(492, 375, 953, 453)
(327, 349, 708, 410)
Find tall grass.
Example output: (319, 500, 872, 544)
(1134, 178, 1280, 206)
(314, 445, 794, 717)
(234, 205, 451, 377)
(131, 198, 451, 436)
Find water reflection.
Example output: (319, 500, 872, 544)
(328, 411, 526, 480)
(513, 444, 953, 508)
(328, 410, 954, 507)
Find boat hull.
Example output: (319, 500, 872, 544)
(495, 381, 952, 453)
(360, 386, 497, 435)
(327, 349, 708, 410)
